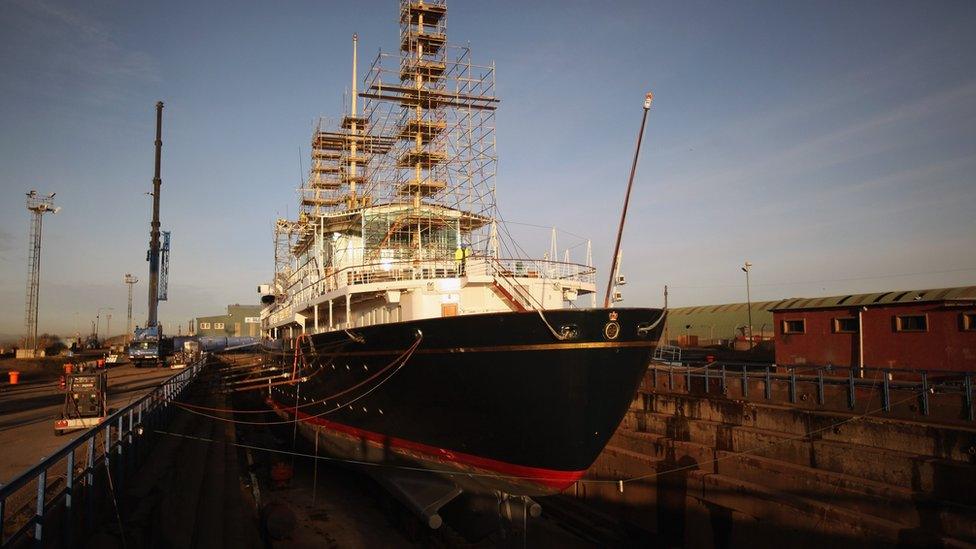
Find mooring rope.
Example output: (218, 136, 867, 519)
(175, 332, 423, 424)
(156, 387, 927, 485)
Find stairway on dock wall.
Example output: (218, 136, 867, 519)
(575, 385, 976, 547)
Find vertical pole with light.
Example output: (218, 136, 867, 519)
(742, 261, 753, 348)
(124, 274, 138, 343)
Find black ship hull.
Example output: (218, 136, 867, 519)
(269, 307, 664, 495)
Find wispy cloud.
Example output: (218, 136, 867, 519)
(1, 0, 160, 106)
(659, 78, 976, 202)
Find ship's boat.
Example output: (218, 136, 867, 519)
(260, 0, 664, 497)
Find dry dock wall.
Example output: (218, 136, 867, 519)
(574, 368, 976, 547)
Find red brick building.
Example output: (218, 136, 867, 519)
(772, 286, 976, 372)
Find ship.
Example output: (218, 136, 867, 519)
(259, 0, 665, 499)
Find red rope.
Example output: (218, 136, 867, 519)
(179, 334, 422, 415)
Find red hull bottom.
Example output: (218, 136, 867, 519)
(270, 398, 585, 495)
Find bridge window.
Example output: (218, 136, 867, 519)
(782, 319, 805, 334)
(833, 317, 858, 333)
(894, 315, 927, 332)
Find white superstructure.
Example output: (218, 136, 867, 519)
(261, 1, 596, 338)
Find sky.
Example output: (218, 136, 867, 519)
(0, 0, 974, 341)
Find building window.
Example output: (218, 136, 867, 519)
(200, 322, 211, 329)
(833, 317, 858, 333)
(962, 312, 976, 331)
(895, 315, 927, 332)
(214, 322, 225, 330)
(782, 319, 805, 334)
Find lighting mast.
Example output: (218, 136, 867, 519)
(23, 191, 60, 355)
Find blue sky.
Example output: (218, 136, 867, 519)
(1, 0, 974, 339)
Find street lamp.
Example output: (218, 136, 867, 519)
(741, 262, 753, 349)
(96, 307, 114, 346)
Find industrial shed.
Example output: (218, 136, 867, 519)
(772, 286, 976, 372)
(195, 304, 263, 338)
(664, 300, 781, 348)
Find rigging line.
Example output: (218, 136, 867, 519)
(637, 309, 667, 335)
(152, 429, 579, 483)
(490, 200, 545, 264)
(256, 341, 346, 358)
(221, 362, 329, 393)
(272, 339, 418, 423)
(104, 456, 128, 549)
(291, 333, 309, 380)
(497, 219, 590, 243)
(152, 387, 928, 486)
(182, 339, 410, 414)
(254, 333, 357, 357)
(175, 333, 423, 424)
(536, 309, 568, 341)
(495, 210, 541, 263)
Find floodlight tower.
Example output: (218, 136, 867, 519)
(124, 273, 138, 343)
(23, 190, 60, 355)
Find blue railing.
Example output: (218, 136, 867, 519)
(647, 361, 974, 422)
(0, 358, 207, 547)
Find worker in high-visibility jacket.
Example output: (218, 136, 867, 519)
(455, 246, 471, 275)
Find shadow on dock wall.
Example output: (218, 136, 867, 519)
(570, 371, 976, 548)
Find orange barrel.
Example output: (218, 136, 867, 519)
(64, 363, 73, 375)
(8, 371, 20, 385)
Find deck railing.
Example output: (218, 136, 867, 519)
(269, 255, 596, 325)
(644, 360, 975, 423)
(0, 358, 207, 547)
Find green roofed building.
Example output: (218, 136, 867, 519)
(664, 300, 781, 347)
(195, 304, 263, 338)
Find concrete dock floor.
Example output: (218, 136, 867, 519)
(0, 363, 176, 484)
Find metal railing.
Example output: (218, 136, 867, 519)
(646, 361, 975, 422)
(269, 254, 596, 325)
(0, 357, 208, 547)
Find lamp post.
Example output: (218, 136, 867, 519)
(124, 273, 138, 344)
(96, 307, 114, 346)
(741, 261, 753, 349)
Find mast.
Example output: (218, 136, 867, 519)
(349, 33, 359, 207)
(147, 101, 163, 327)
(604, 92, 652, 308)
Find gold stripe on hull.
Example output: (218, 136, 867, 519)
(311, 340, 655, 357)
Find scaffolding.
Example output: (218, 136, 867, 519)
(274, 0, 501, 304)
(360, 0, 498, 259)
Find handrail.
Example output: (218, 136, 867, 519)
(484, 256, 544, 311)
(270, 254, 597, 324)
(645, 360, 974, 422)
(0, 357, 208, 547)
